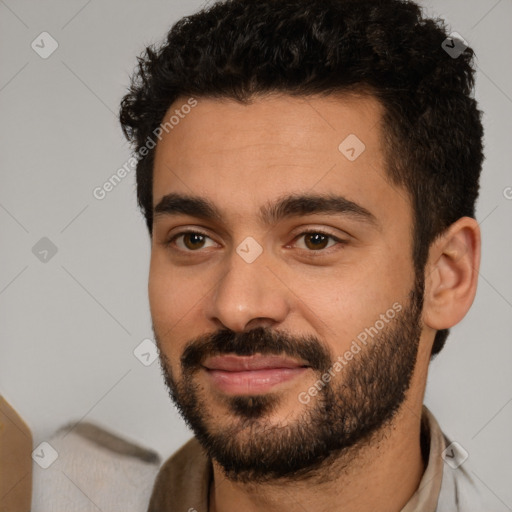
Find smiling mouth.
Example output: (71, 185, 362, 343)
(202, 354, 310, 394)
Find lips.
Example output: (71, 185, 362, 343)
(202, 354, 309, 394)
(203, 354, 307, 371)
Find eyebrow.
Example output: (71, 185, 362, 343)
(153, 192, 378, 228)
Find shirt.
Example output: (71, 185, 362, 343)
(147, 406, 506, 512)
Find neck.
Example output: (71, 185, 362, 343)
(209, 398, 426, 512)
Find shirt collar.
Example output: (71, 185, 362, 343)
(400, 405, 446, 512)
(148, 405, 446, 512)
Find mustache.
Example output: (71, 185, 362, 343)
(181, 326, 332, 373)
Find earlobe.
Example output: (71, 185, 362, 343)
(422, 217, 481, 331)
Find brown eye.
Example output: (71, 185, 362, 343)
(294, 231, 343, 252)
(166, 231, 217, 251)
(303, 233, 330, 250)
(182, 233, 207, 250)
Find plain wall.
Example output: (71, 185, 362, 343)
(1, 0, 511, 506)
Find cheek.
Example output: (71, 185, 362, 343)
(148, 269, 191, 376)
(149, 250, 191, 314)
(148, 254, 201, 352)
(294, 259, 411, 353)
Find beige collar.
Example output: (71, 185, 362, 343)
(148, 405, 446, 512)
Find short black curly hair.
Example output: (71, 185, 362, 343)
(119, 0, 484, 357)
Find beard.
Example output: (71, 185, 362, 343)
(155, 278, 424, 484)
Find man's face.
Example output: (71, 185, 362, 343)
(149, 94, 425, 482)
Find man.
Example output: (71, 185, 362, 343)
(119, 0, 493, 510)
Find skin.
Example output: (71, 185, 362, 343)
(149, 93, 480, 512)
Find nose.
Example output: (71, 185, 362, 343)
(205, 248, 290, 333)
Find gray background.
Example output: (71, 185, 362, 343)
(1, 0, 511, 507)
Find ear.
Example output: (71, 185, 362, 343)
(422, 217, 481, 330)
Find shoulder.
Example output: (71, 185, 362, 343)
(32, 422, 160, 512)
(147, 437, 211, 512)
(152, 436, 206, 486)
(436, 433, 510, 512)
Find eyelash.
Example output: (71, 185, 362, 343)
(163, 229, 346, 254)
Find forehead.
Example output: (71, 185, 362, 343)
(152, 93, 411, 230)
(154, 92, 383, 164)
